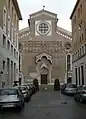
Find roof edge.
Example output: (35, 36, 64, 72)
(29, 9, 57, 17)
(70, 0, 80, 19)
(19, 27, 29, 33)
(57, 26, 72, 37)
(12, 0, 22, 20)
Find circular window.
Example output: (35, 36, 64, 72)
(37, 22, 50, 35)
(65, 43, 71, 50)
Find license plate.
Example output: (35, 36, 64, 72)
(3, 104, 14, 107)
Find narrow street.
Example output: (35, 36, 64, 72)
(0, 91, 86, 119)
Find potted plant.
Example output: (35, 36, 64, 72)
(33, 79, 39, 91)
(54, 79, 60, 91)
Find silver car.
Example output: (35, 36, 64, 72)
(65, 84, 77, 95)
(74, 85, 86, 102)
(19, 86, 31, 102)
(0, 88, 24, 110)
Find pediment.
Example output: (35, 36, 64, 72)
(30, 10, 57, 19)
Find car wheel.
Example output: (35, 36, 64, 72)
(74, 97, 77, 101)
(22, 102, 25, 108)
(80, 97, 83, 103)
(0, 107, 4, 114)
(26, 97, 29, 102)
(17, 102, 23, 111)
(61, 91, 63, 94)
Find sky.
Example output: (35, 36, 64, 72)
(18, 0, 77, 31)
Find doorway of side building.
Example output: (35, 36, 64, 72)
(75, 68, 78, 85)
(41, 74, 48, 84)
(81, 65, 84, 85)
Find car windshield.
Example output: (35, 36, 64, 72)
(81, 86, 86, 90)
(78, 86, 86, 90)
(20, 87, 27, 91)
(0, 89, 17, 95)
(67, 84, 77, 88)
(84, 87, 86, 90)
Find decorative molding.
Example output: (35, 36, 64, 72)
(36, 53, 52, 63)
(19, 27, 72, 40)
(57, 30, 72, 40)
(19, 40, 72, 54)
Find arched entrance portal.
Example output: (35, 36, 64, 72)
(36, 53, 52, 85)
(41, 67, 48, 84)
(41, 74, 48, 84)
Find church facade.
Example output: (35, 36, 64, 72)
(19, 9, 72, 85)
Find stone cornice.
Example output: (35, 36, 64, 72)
(19, 26, 72, 40)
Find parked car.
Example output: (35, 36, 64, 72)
(74, 85, 86, 102)
(65, 84, 77, 95)
(0, 87, 24, 110)
(19, 85, 31, 102)
(22, 84, 33, 96)
(61, 83, 67, 94)
(27, 84, 36, 94)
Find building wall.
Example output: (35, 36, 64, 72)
(71, 0, 86, 85)
(0, 0, 6, 27)
(0, 0, 22, 87)
(19, 10, 72, 84)
(19, 34, 72, 83)
(72, 0, 86, 53)
(0, 27, 19, 87)
(30, 14, 57, 38)
(72, 55, 86, 85)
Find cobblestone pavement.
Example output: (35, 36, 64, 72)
(0, 91, 86, 119)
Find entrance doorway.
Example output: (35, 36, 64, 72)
(75, 68, 78, 85)
(41, 74, 48, 84)
(81, 65, 84, 85)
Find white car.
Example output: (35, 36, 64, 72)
(65, 84, 77, 95)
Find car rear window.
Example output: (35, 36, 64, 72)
(0, 89, 17, 95)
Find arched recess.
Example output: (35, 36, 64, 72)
(66, 53, 72, 71)
(41, 56, 47, 60)
(40, 66, 48, 84)
(48, 59, 52, 64)
(37, 59, 41, 62)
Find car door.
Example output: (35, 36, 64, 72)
(18, 89, 24, 102)
(76, 86, 84, 99)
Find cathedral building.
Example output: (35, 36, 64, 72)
(19, 9, 72, 85)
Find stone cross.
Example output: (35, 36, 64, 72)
(43, 5, 45, 10)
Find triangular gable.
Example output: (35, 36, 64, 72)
(30, 9, 57, 19)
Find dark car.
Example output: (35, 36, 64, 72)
(61, 83, 67, 94)
(22, 84, 33, 96)
(27, 84, 36, 94)
(0, 87, 24, 110)
(19, 86, 31, 102)
(74, 85, 86, 103)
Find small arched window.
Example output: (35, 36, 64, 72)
(67, 54, 71, 70)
